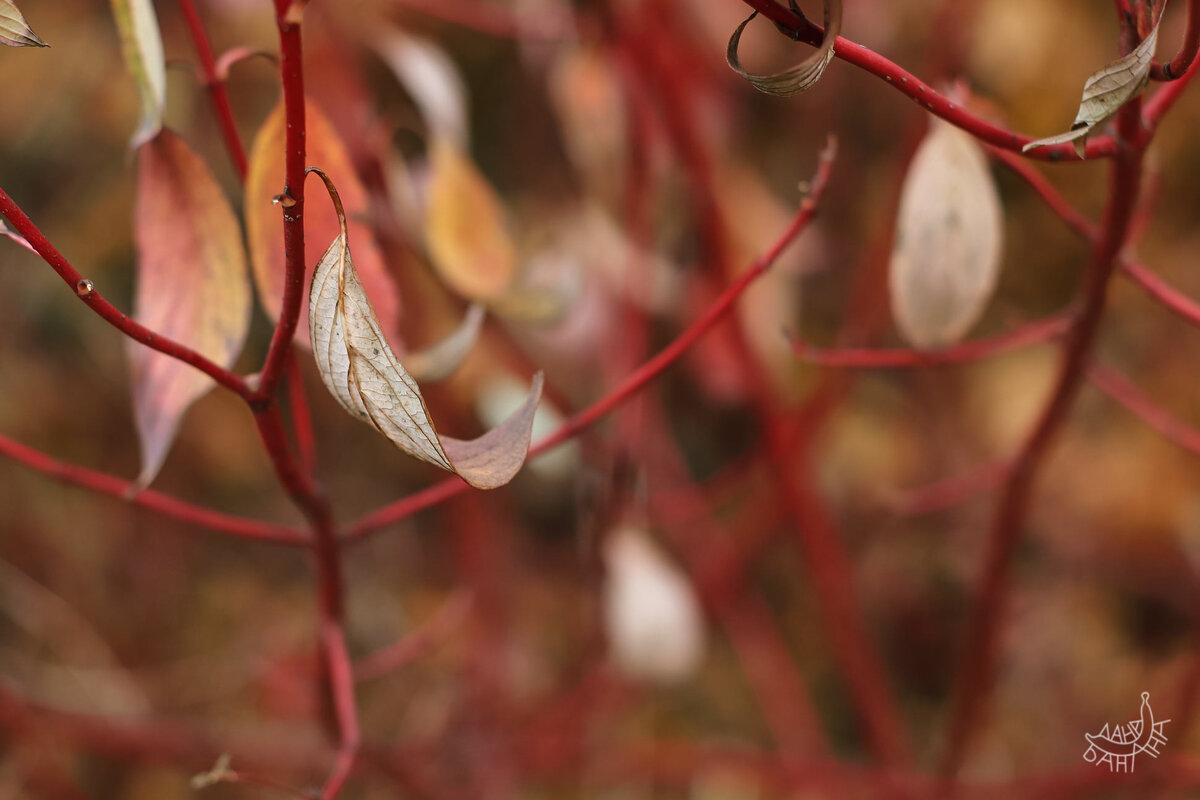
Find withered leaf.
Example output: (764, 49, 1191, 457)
(727, 0, 842, 96)
(889, 119, 1004, 349)
(246, 97, 399, 345)
(130, 130, 251, 487)
(110, 0, 165, 147)
(424, 138, 518, 303)
(0, 0, 47, 47)
(1023, 14, 1161, 158)
(309, 171, 542, 490)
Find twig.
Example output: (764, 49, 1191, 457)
(178, 0, 248, 179)
(1089, 364, 1200, 456)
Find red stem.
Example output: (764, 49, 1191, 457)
(940, 102, 1146, 776)
(1089, 364, 1200, 456)
(178, 0, 248, 179)
(355, 592, 473, 682)
(253, 8, 307, 405)
(0, 188, 249, 398)
(342, 139, 838, 542)
(287, 352, 318, 476)
(732, 0, 1118, 161)
(0, 432, 307, 544)
(1151, 0, 1200, 79)
(791, 314, 1071, 368)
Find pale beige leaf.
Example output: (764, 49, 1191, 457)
(401, 303, 485, 383)
(727, 0, 842, 96)
(110, 0, 165, 147)
(130, 130, 252, 487)
(0, 217, 35, 253)
(0, 0, 47, 47)
(372, 29, 468, 146)
(890, 119, 1004, 349)
(424, 138, 518, 302)
(246, 97, 399, 345)
(310, 177, 541, 489)
(1023, 16, 1161, 158)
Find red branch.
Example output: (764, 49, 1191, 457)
(0, 432, 307, 544)
(790, 314, 1070, 368)
(342, 137, 838, 542)
(940, 100, 1147, 776)
(0, 188, 249, 398)
(1089, 364, 1200, 456)
(1152, 0, 1200, 79)
(178, 0, 248, 179)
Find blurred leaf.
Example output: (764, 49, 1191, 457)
(110, 0, 165, 147)
(130, 130, 252, 487)
(890, 119, 1003, 348)
(309, 173, 542, 489)
(0, 216, 35, 253)
(727, 0, 842, 96)
(0, 1, 47, 47)
(401, 303, 485, 383)
(371, 29, 468, 146)
(1023, 15, 1161, 158)
(424, 138, 518, 303)
(245, 96, 399, 345)
(602, 526, 706, 684)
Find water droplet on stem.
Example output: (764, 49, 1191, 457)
(75, 279, 94, 297)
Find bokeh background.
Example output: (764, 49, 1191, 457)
(2, 0, 1200, 796)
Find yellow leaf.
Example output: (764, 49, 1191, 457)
(424, 138, 518, 302)
(130, 130, 252, 487)
(110, 0, 164, 147)
(889, 119, 1004, 348)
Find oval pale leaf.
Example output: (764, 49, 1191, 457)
(889, 119, 1004, 349)
(309, 182, 541, 489)
(424, 138, 518, 303)
(130, 130, 252, 486)
(110, 0, 165, 147)
(727, 0, 842, 96)
(401, 303, 485, 383)
(1023, 14, 1161, 158)
(0, 0, 47, 47)
(371, 29, 468, 146)
(245, 97, 399, 346)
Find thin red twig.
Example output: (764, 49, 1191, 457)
(1089, 364, 1200, 456)
(1151, 0, 1200, 79)
(0, 188, 249, 398)
(392, 0, 571, 40)
(341, 137, 838, 543)
(791, 314, 1071, 368)
(286, 353, 318, 477)
(178, 0, 248, 179)
(355, 592, 473, 682)
(941, 99, 1147, 776)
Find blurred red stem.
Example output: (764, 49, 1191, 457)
(0, 432, 306, 543)
(940, 102, 1146, 776)
(1151, 0, 1200, 79)
(0, 188, 249, 397)
(341, 140, 837, 542)
(1089, 364, 1200, 456)
(178, 0, 248, 179)
(287, 353, 318, 476)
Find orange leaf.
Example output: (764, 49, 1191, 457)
(130, 130, 251, 486)
(424, 138, 517, 302)
(245, 96, 399, 346)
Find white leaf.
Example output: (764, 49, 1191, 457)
(110, 0, 166, 148)
(308, 173, 542, 490)
(401, 303, 485, 383)
(372, 30, 468, 146)
(602, 526, 706, 684)
(890, 119, 1004, 349)
(1023, 15, 1161, 158)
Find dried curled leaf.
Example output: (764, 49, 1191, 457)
(130, 130, 252, 487)
(1023, 14, 1161, 158)
(246, 97, 399, 345)
(727, 0, 842, 96)
(309, 171, 542, 490)
(889, 119, 1004, 349)
(424, 138, 518, 302)
(0, 0, 47, 47)
(110, 0, 165, 147)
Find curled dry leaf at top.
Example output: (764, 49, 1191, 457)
(110, 0, 165, 147)
(1023, 12, 1161, 158)
(727, 0, 842, 96)
(309, 171, 542, 490)
(130, 130, 252, 487)
(246, 97, 399, 346)
(424, 138, 519, 303)
(0, 0, 47, 47)
(890, 118, 1004, 349)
